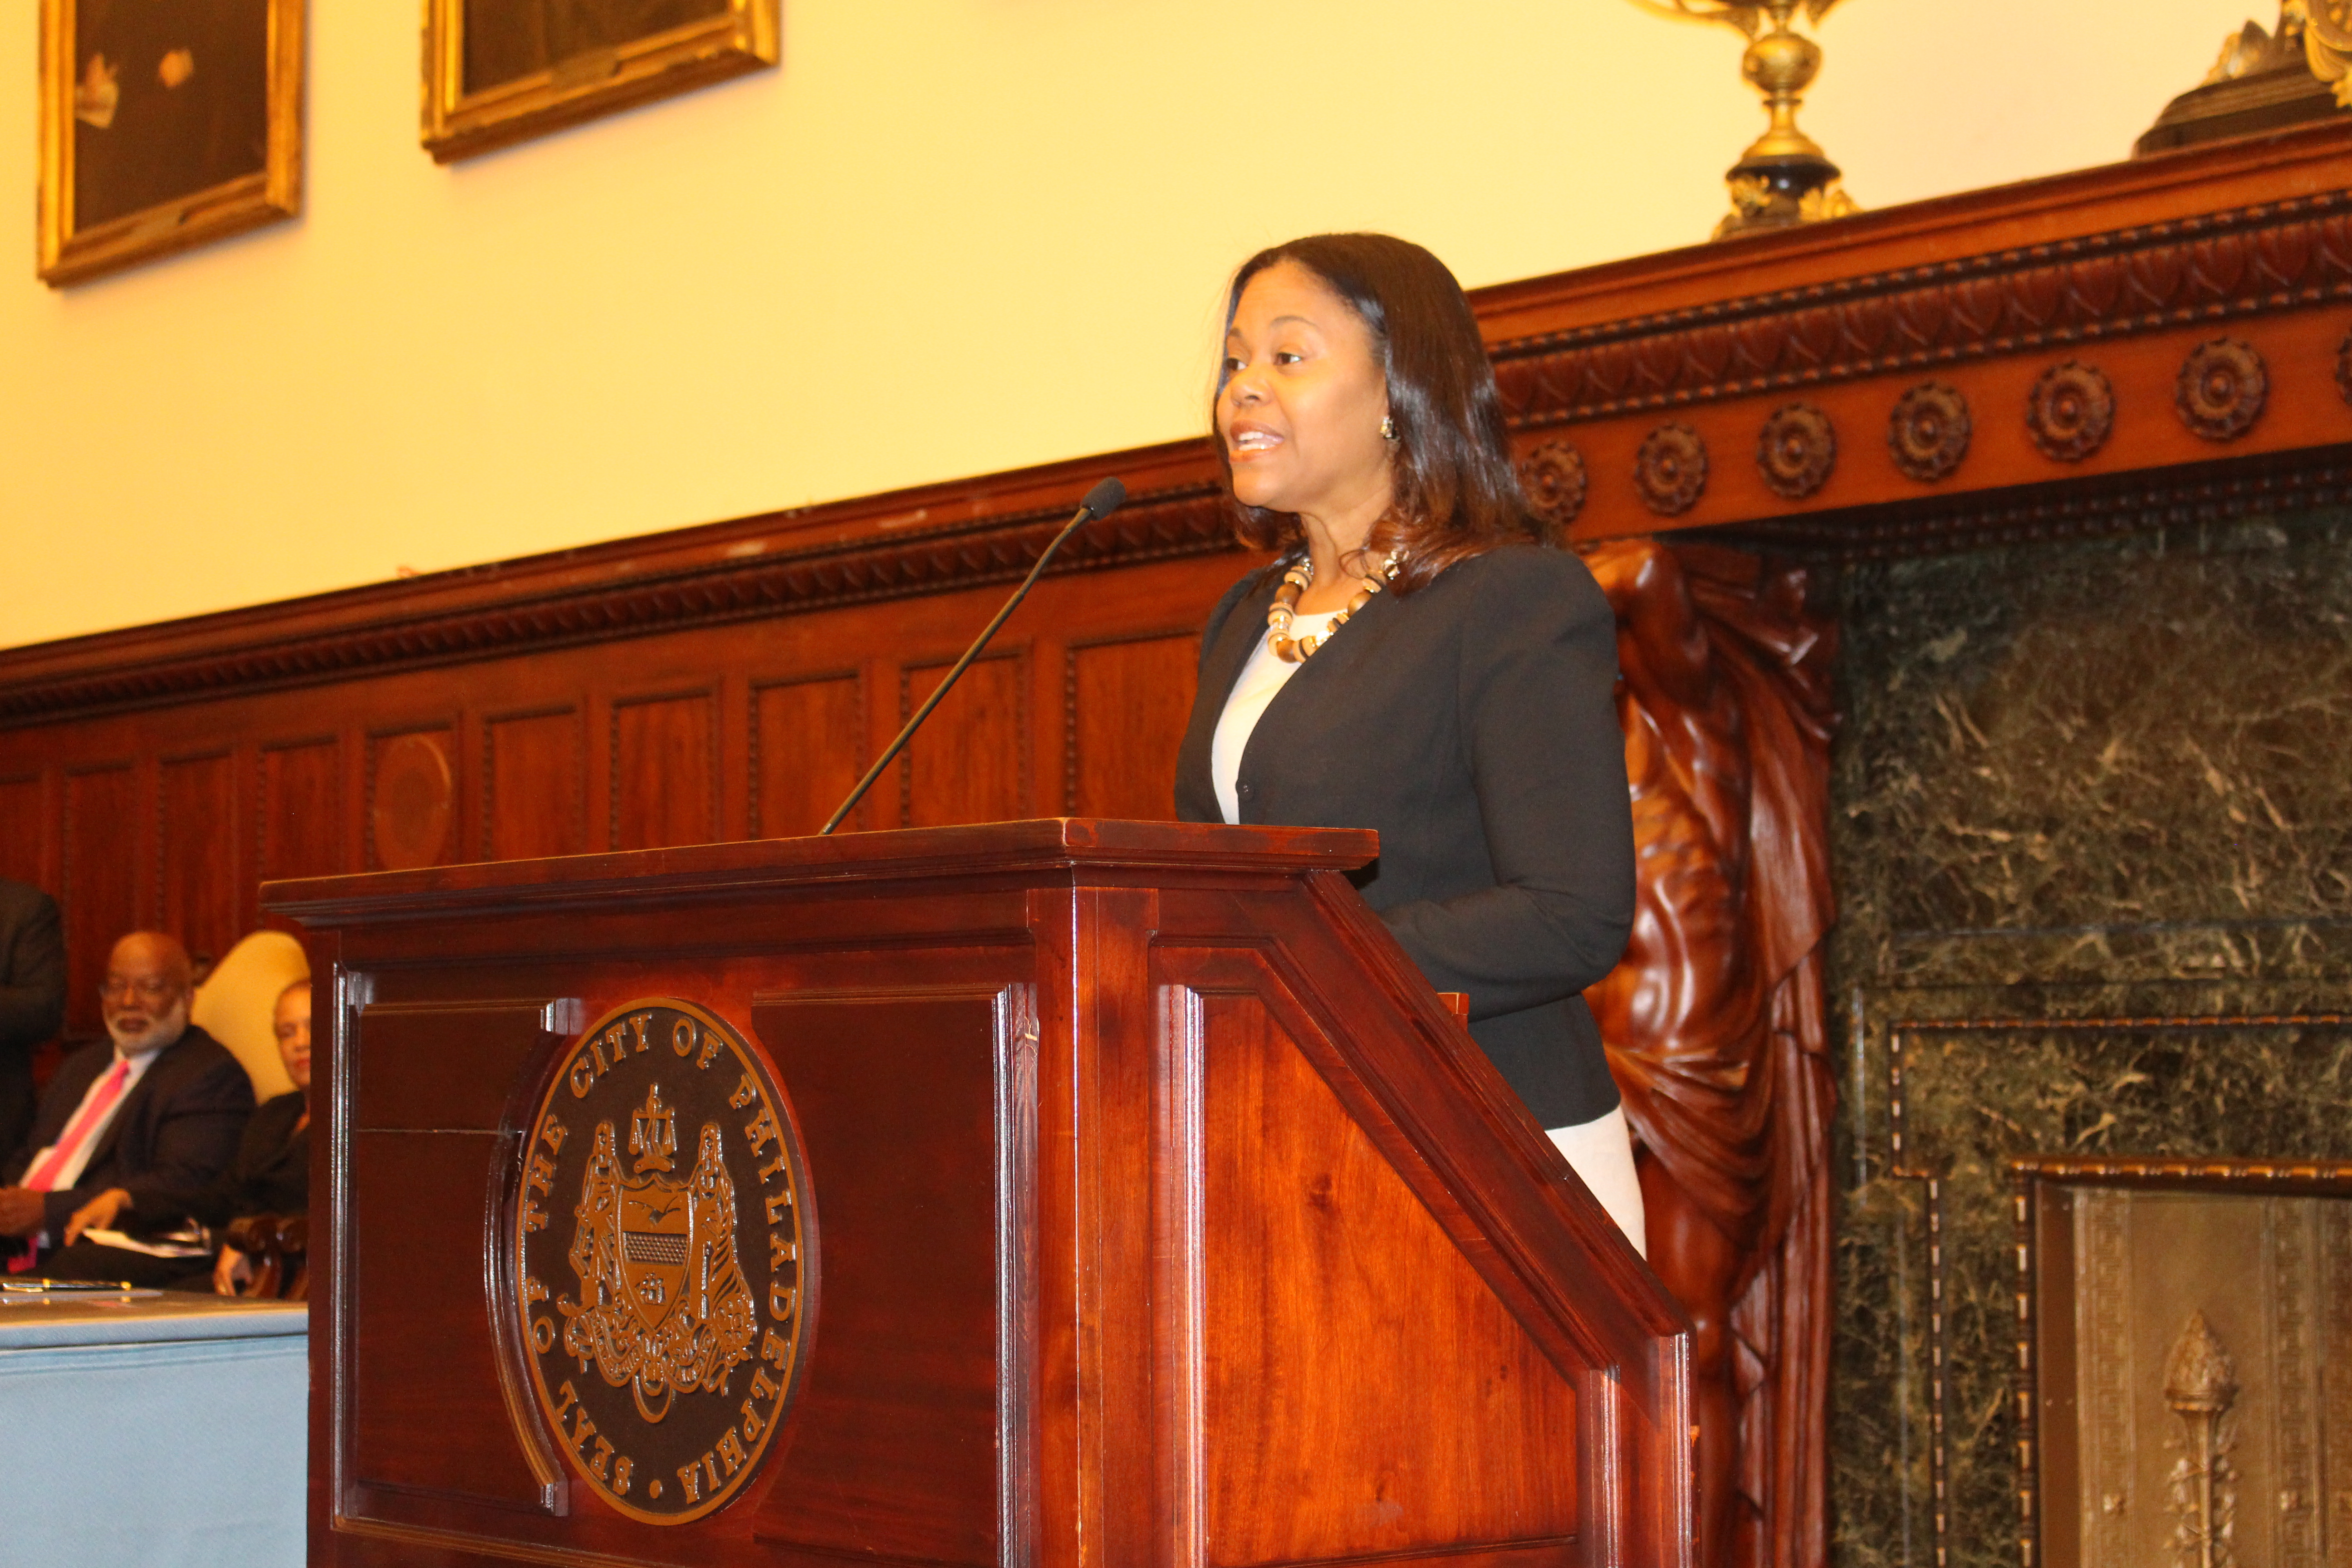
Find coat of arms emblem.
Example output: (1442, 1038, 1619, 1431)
(506, 1000, 813, 1524)
(563, 1088, 757, 1422)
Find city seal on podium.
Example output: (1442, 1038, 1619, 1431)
(509, 999, 813, 1524)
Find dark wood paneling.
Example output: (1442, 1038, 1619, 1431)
(1066, 633, 1197, 820)
(158, 751, 240, 966)
(751, 674, 863, 839)
(485, 709, 584, 862)
(348, 1129, 554, 1513)
(0, 773, 46, 889)
(750, 989, 1004, 1566)
(61, 764, 138, 1034)
(356, 1000, 564, 1132)
(257, 738, 342, 885)
(611, 691, 718, 852)
(902, 654, 1025, 829)
(1196, 990, 1581, 1565)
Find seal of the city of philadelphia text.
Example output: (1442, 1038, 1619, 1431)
(508, 999, 813, 1524)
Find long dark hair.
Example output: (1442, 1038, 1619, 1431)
(1213, 233, 1534, 592)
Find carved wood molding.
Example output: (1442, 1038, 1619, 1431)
(0, 481, 1235, 726)
(1489, 191, 2352, 427)
(1706, 444, 2352, 561)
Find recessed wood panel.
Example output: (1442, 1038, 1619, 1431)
(1067, 634, 1197, 820)
(349, 1129, 554, 1514)
(61, 765, 139, 1036)
(1196, 990, 1580, 1566)
(355, 1000, 563, 1132)
(0, 774, 45, 889)
(902, 655, 1025, 829)
(485, 710, 583, 862)
(611, 692, 716, 851)
(258, 739, 343, 885)
(753, 675, 864, 839)
(159, 752, 240, 967)
(750, 989, 1003, 1567)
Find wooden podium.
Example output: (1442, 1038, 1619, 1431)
(266, 819, 1692, 1568)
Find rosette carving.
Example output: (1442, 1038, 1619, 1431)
(1634, 423, 1708, 516)
(2026, 360, 2115, 462)
(2175, 338, 2267, 441)
(1755, 403, 1835, 500)
(1518, 440, 1589, 535)
(1886, 382, 1970, 483)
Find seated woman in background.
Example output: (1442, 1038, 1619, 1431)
(64, 978, 310, 1293)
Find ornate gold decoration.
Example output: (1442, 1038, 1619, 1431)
(1625, 0, 1860, 239)
(2175, 338, 2268, 441)
(2162, 1312, 2239, 1568)
(1886, 382, 1970, 483)
(2301, 0, 2352, 105)
(1755, 402, 1835, 499)
(510, 1000, 812, 1524)
(1519, 441, 1589, 535)
(2135, 5, 2342, 157)
(422, 0, 779, 163)
(37, 0, 304, 286)
(2026, 361, 2116, 462)
(1634, 423, 1710, 515)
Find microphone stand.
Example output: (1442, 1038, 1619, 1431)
(818, 478, 1127, 835)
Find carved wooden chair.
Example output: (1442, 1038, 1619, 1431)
(225, 1213, 309, 1301)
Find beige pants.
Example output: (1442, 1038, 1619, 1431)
(1547, 1106, 1646, 1259)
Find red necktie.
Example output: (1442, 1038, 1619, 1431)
(23, 1058, 132, 1192)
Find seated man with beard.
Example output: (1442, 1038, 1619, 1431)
(0, 931, 253, 1284)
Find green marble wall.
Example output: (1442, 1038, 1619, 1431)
(1823, 508, 2352, 1568)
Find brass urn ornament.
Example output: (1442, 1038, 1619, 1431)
(1627, 0, 1859, 239)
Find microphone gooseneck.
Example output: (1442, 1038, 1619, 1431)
(817, 478, 1129, 835)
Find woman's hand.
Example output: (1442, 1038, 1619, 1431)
(64, 1187, 131, 1244)
(214, 1245, 255, 1296)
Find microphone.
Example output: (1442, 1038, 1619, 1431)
(818, 477, 1129, 835)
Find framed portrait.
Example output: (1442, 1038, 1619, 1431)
(422, 0, 779, 162)
(37, 0, 304, 287)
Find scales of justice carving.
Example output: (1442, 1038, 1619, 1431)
(508, 1001, 813, 1525)
(1624, 0, 1859, 238)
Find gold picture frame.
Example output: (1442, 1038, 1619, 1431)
(38, 0, 304, 287)
(421, 0, 779, 163)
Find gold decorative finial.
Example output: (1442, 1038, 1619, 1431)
(1626, 0, 1860, 239)
(2162, 1311, 2239, 1568)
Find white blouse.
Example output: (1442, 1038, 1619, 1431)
(1210, 609, 1337, 823)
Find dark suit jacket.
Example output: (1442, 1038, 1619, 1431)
(2, 1024, 254, 1238)
(128, 1088, 307, 1233)
(1174, 543, 1637, 1127)
(0, 880, 67, 1160)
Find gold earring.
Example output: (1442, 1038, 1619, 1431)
(1380, 415, 1397, 441)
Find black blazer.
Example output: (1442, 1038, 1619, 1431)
(129, 1088, 308, 1233)
(0, 880, 66, 1158)
(2, 1025, 254, 1237)
(1174, 544, 1636, 1127)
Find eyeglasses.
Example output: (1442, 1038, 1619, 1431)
(100, 977, 180, 1004)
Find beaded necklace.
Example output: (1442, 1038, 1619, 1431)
(1265, 548, 1402, 662)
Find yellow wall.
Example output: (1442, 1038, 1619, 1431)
(1, 0, 2246, 648)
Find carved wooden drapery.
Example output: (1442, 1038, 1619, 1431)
(1584, 541, 1838, 1568)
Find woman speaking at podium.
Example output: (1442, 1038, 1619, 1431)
(1172, 234, 1645, 1253)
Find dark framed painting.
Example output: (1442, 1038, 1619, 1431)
(37, 0, 303, 286)
(421, 0, 778, 162)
